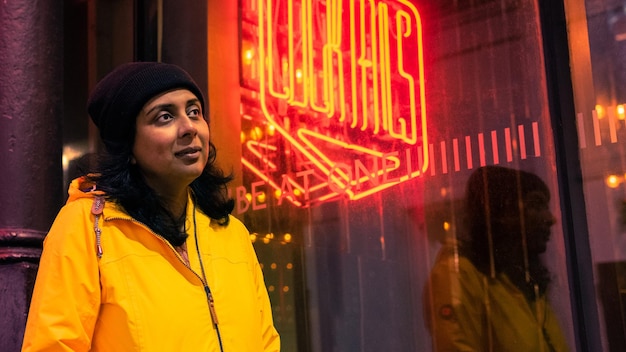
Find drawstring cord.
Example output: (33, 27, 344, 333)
(91, 194, 225, 351)
(191, 197, 225, 352)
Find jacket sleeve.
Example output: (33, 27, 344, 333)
(543, 300, 570, 351)
(21, 200, 101, 352)
(423, 254, 487, 352)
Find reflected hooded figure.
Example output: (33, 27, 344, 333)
(424, 166, 569, 352)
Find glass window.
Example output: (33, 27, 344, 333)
(566, 0, 626, 350)
(237, 0, 575, 351)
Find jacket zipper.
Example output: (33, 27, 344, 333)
(102, 216, 220, 329)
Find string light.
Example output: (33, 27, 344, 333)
(250, 126, 263, 140)
(244, 48, 254, 63)
(606, 174, 621, 188)
(249, 231, 297, 245)
(595, 104, 605, 119)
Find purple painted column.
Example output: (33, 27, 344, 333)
(0, 1, 64, 350)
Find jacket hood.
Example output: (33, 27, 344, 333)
(67, 176, 106, 203)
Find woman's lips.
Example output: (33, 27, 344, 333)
(175, 147, 202, 159)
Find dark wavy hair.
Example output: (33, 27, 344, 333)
(86, 140, 235, 247)
(461, 165, 551, 301)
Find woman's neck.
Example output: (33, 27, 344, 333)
(158, 187, 189, 221)
(140, 174, 191, 219)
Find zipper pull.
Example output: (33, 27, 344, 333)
(91, 196, 104, 215)
(204, 285, 220, 327)
(92, 196, 105, 258)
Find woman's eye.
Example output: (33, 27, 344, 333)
(188, 107, 201, 118)
(157, 113, 174, 122)
(526, 200, 548, 211)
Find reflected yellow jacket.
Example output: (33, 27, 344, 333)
(22, 178, 280, 351)
(424, 244, 569, 352)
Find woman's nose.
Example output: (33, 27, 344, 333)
(179, 115, 198, 138)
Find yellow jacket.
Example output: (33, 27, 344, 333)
(22, 178, 280, 351)
(424, 244, 569, 352)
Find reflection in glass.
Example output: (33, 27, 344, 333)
(424, 166, 569, 351)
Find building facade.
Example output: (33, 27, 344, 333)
(1, 0, 625, 351)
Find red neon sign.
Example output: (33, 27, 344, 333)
(240, 0, 428, 206)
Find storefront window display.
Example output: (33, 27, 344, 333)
(237, 0, 576, 350)
(57, 0, 626, 350)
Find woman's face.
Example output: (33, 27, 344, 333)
(496, 190, 556, 255)
(522, 190, 556, 254)
(132, 89, 209, 194)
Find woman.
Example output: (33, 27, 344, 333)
(22, 62, 280, 351)
(424, 166, 568, 351)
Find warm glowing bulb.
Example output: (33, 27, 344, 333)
(618, 105, 625, 120)
(283, 233, 292, 243)
(282, 286, 290, 293)
(270, 263, 277, 270)
(295, 69, 303, 83)
(443, 221, 451, 231)
(274, 189, 282, 198)
(256, 192, 266, 203)
(240, 131, 246, 144)
(606, 174, 621, 188)
(244, 49, 254, 63)
(245, 193, 252, 202)
(267, 124, 276, 136)
(286, 263, 293, 270)
(250, 126, 263, 140)
(595, 104, 605, 119)
(249, 233, 257, 243)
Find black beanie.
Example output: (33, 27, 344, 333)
(87, 62, 206, 153)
